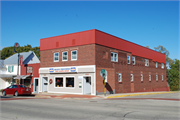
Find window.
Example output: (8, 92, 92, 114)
(118, 73, 122, 82)
(131, 74, 133, 82)
(162, 75, 163, 81)
(55, 77, 63, 87)
(8, 66, 14, 72)
(62, 51, 68, 61)
(71, 50, 77, 60)
(54, 52, 59, 62)
(145, 59, 149, 66)
(161, 63, 164, 69)
(156, 75, 158, 81)
(111, 52, 118, 62)
(155, 62, 158, 68)
(66, 77, 74, 87)
(141, 74, 143, 81)
(127, 55, 130, 64)
(149, 74, 151, 81)
(132, 56, 135, 65)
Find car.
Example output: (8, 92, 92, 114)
(2, 85, 32, 96)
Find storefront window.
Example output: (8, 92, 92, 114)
(66, 77, 74, 87)
(55, 77, 63, 87)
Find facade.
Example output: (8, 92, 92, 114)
(0, 51, 40, 90)
(39, 29, 169, 95)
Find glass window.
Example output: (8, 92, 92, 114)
(162, 75, 163, 81)
(71, 50, 77, 60)
(54, 52, 59, 62)
(131, 74, 133, 82)
(8, 66, 14, 72)
(111, 52, 118, 62)
(127, 55, 130, 64)
(19, 85, 26, 88)
(149, 74, 151, 81)
(161, 63, 164, 69)
(118, 73, 122, 82)
(145, 59, 149, 66)
(62, 51, 68, 61)
(66, 77, 74, 87)
(156, 75, 158, 81)
(141, 74, 143, 81)
(55, 77, 63, 87)
(132, 56, 135, 65)
(155, 62, 158, 68)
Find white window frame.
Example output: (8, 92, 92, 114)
(111, 52, 118, 62)
(62, 51, 68, 61)
(155, 62, 158, 68)
(161, 63, 164, 69)
(141, 74, 143, 81)
(54, 76, 64, 88)
(65, 76, 75, 89)
(145, 59, 149, 66)
(54, 52, 59, 62)
(127, 55, 130, 64)
(71, 50, 77, 61)
(156, 75, 158, 81)
(118, 73, 122, 82)
(131, 74, 133, 82)
(149, 74, 151, 81)
(162, 75, 163, 81)
(132, 56, 135, 65)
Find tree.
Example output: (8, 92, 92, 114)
(168, 59, 179, 91)
(145, 45, 150, 48)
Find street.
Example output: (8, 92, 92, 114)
(0, 92, 180, 120)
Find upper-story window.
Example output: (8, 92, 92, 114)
(111, 52, 118, 62)
(71, 50, 77, 61)
(118, 73, 122, 82)
(156, 75, 158, 81)
(127, 55, 130, 64)
(149, 74, 151, 81)
(161, 63, 164, 69)
(62, 51, 68, 61)
(155, 62, 158, 68)
(54, 52, 59, 62)
(131, 74, 133, 82)
(145, 59, 149, 66)
(141, 74, 143, 81)
(8, 66, 14, 73)
(162, 75, 163, 81)
(132, 56, 135, 65)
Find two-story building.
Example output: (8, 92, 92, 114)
(39, 29, 169, 95)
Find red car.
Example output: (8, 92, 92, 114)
(2, 85, 32, 96)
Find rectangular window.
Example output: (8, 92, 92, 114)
(132, 56, 135, 65)
(145, 59, 149, 66)
(118, 73, 122, 82)
(131, 74, 133, 82)
(8, 66, 14, 72)
(141, 74, 143, 81)
(149, 74, 151, 81)
(66, 77, 74, 88)
(62, 51, 68, 61)
(161, 63, 164, 69)
(156, 75, 158, 81)
(155, 62, 158, 68)
(111, 52, 118, 62)
(55, 77, 63, 87)
(162, 75, 163, 81)
(71, 50, 77, 60)
(127, 55, 130, 64)
(54, 52, 59, 62)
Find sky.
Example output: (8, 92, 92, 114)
(0, 0, 179, 60)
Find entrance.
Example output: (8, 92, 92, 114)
(83, 77, 91, 94)
(34, 78, 39, 93)
(42, 77, 48, 92)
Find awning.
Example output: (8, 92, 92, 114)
(14, 75, 31, 79)
(0, 74, 15, 78)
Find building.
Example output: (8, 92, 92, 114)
(39, 29, 169, 95)
(0, 51, 40, 90)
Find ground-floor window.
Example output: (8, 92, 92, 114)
(66, 77, 74, 88)
(55, 77, 63, 87)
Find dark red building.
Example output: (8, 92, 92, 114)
(39, 29, 169, 95)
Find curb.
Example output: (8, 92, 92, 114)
(106, 91, 179, 99)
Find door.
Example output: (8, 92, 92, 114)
(42, 77, 48, 92)
(83, 77, 91, 94)
(34, 78, 39, 93)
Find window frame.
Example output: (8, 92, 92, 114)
(8, 66, 14, 72)
(162, 75, 163, 81)
(145, 59, 149, 66)
(71, 50, 77, 61)
(149, 74, 151, 81)
(130, 74, 133, 82)
(54, 52, 59, 62)
(156, 75, 158, 81)
(127, 55, 130, 64)
(141, 74, 143, 81)
(118, 73, 122, 82)
(54, 77, 64, 88)
(111, 52, 118, 62)
(132, 56, 135, 65)
(62, 51, 68, 61)
(65, 76, 75, 88)
(161, 63, 164, 69)
(155, 62, 158, 68)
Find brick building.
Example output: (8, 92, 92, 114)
(39, 29, 169, 95)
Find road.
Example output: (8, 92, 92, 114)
(0, 92, 180, 120)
